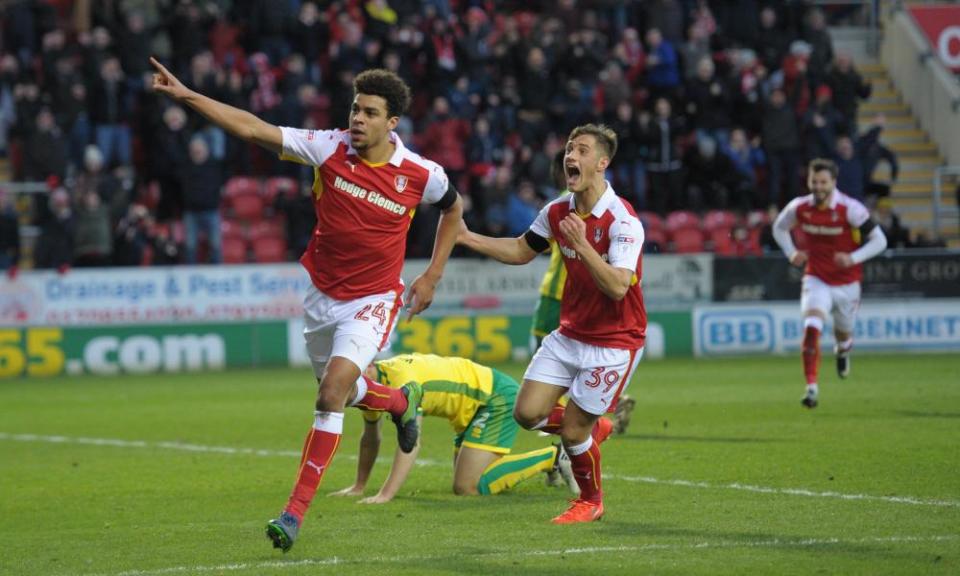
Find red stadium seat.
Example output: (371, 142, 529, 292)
(262, 177, 298, 205)
(638, 211, 665, 234)
(220, 219, 246, 242)
(224, 176, 262, 199)
(703, 210, 740, 232)
(252, 234, 288, 263)
(665, 210, 701, 233)
(228, 193, 265, 222)
(710, 227, 737, 255)
(644, 228, 668, 252)
(222, 235, 248, 264)
(670, 227, 705, 253)
(250, 219, 285, 242)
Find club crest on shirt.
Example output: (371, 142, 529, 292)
(594, 227, 603, 243)
(394, 175, 408, 193)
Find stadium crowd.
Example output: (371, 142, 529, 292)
(0, 0, 918, 271)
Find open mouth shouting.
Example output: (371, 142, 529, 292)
(565, 163, 582, 189)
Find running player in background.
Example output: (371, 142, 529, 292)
(772, 158, 887, 409)
(458, 124, 646, 524)
(150, 59, 463, 551)
(331, 353, 595, 502)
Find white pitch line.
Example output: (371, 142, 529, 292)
(612, 475, 960, 508)
(75, 534, 960, 576)
(4, 432, 959, 508)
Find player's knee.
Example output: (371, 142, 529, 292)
(315, 378, 350, 411)
(452, 480, 479, 496)
(512, 405, 543, 430)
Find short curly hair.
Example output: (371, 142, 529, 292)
(353, 69, 412, 118)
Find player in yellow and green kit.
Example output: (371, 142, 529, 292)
(330, 353, 586, 502)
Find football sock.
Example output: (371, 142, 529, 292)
(836, 338, 853, 354)
(593, 417, 614, 444)
(532, 404, 612, 442)
(566, 436, 602, 504)
(802, 317, 823, 387)
(476, 446, 557, 495)
(353, 375, 408, 418)
(284, 411, 343, 523)
(540, 403, 566, 434)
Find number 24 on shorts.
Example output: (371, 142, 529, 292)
(354, 302, 388, 326)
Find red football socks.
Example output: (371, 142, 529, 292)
(355, 376, 408, 417)
(802, 326, 821, 386)
(284, 413, 343, 523)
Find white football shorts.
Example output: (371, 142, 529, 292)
(524, 331, 643, 415)
(801, 275, 861, 333)
(302, 283, 403, 378)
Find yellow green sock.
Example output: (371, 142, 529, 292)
(477, 446, 557, 495)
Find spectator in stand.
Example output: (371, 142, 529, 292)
(640, 97, 686, 215)
(685, 56, 732, 147)
(721, 128, 766, 205)
(506, 180, 541, 237)
(73, 189, 113, 267)
(180, 136, 223, 264)
(606, 101, 645, 210)
(644, 28, 681, 103)
(154, 106, 190, 221)
(291, 2, 328, 85)
(825, 53, 872, 137)
(91, 56, 134, 168)
(684, 136, 747, 211)
(421, 96, 470, 186)
(679, 22, 711, 83)
(23, 108, 68, 183)
(861, 114, 899, 198)
(756, 7, 788, 72)
(74, 145, 127, 227)
(34, 188, 74, 271)
(873, 197, 911, 249)
(518, 47, 555, 142)
(803, 85, 845, 161)
(645, 0, 685, 47)
(114, 203, 154, 266)
(0, 189, 19, 272)
(762, 88, 801, 207)
(831, 119, 884, 201)
(803, 8, 834, 87)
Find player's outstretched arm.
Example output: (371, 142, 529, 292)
(149, 57, 282, 155)
(456, 220, 541, 265)
(359, 416, 423, 504)
(406, 193, 464, 319)
(330, 419, 381, 497)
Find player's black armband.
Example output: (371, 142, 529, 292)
(859, 218, 877, 237)
(524, 231, 550, 253)
(433, 181, 459, 210)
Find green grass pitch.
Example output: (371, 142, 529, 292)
(1, 354, 958, 575)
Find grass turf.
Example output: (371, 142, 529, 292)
(1, 353, 958, 575)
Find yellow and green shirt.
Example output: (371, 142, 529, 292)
(366, 353, 495, 433)
(537, 190, 569, 301)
